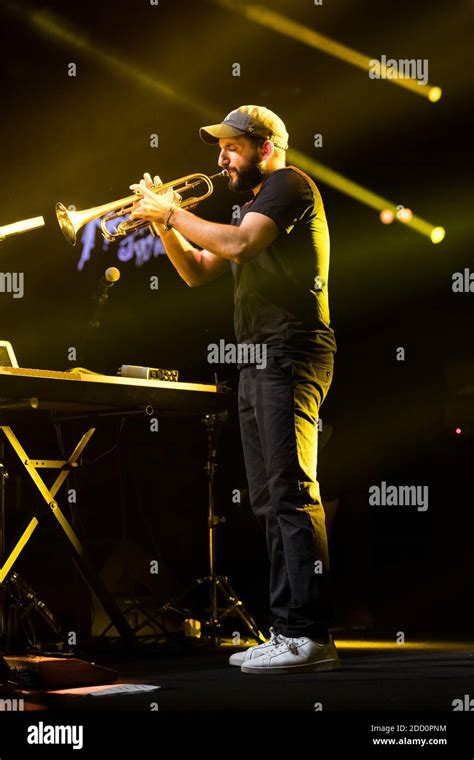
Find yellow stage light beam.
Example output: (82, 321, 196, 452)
(214, 0, 442, 102)
(8, 4, 218, 120)
(0, 216, 45, 241)
(289, 147, 445, 244)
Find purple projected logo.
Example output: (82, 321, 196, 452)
(76, 217, 166, 271)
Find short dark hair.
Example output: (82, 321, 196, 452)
(245, 133, 285, 159)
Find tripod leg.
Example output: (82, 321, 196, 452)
(216, 577, 266, 643)
(10, 572, 61, 636)
(159, 577, 206, 620)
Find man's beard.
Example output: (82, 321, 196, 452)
(228, 161, 265, 192)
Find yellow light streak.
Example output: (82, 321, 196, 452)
(289, 147, 445, 243)
(214, 0, 442, 101)
(0, 216, 45, 240)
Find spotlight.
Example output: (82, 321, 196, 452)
(380, 209, 395, 224)
(431, 226, 446, 244)
(0, 216, 45, 241)
(428, 87, 442, 103)
(291, 148, 445, 244)
(214, 1, 442, 102)
(396, 207, 413, 223)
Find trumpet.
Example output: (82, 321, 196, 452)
(55, 169, 229, 246)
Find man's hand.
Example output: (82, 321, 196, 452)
(129, 172, 177, 225)
(128, 172, 278, 264)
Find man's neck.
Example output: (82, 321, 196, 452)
(251, 163, 286, 196)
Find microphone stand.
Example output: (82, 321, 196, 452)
(161, 411, 265, 646)
(80, 273, 119, 367)
(88, 277, 117, 329)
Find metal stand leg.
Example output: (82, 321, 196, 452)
(0, 438, 60, 652)
(0, 425, 137, 649)
(3, 571, 61, 653)
(0, 439, 7, 637)
(163, 412, 265, 645)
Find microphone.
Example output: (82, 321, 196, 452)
(96, 266, 121, 305)
(89, 267, 121, 328)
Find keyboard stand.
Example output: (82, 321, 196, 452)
(0, 408, 137, 651)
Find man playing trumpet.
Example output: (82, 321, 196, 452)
(130, 105, 339, 675)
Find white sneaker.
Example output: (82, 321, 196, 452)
(241, 634, 340, 674)
(229, 627, 285, 667)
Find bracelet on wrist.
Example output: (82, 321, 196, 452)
(163, 204, 177, 231)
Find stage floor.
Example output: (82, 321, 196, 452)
(6, 637, 473, 713)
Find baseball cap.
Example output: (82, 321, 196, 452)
(199, 105, 289, 150)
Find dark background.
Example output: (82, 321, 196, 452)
(0, 0, 472, 640)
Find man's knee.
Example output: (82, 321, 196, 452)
(269, 476, 322, 513)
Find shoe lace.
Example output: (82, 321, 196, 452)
(286, 638, 299, 654)
(266, 631, 300, 655)
(268, 626, 282, 646)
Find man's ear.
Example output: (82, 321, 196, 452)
(261, 139, 275, 161)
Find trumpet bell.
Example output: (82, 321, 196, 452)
(55, 202, 79, 247)
(56, 199, 125, 247)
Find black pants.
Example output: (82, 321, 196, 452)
(238, 353, 334, 641)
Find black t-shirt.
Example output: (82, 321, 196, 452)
(230, 165, 336, 359)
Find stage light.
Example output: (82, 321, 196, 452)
(380, 209, 395, 224)
(0, 216, 45, 241)
(11, 5, 217, 120)
(396, 207, 413, 223)
(428, 87, 442, 103)
(455, 427, 462, 435)
(431, 226, 446, 244)
(215, 0, 442, 101)
(289, 147, 445, 244)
